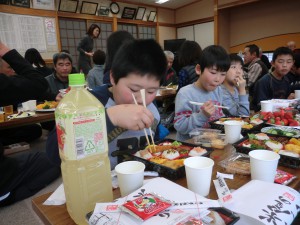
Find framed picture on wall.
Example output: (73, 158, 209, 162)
(58, 0, 78, 13)
(135, 7, 146, 20)
(0, 0, 9, 5)
(10, 0, 30, 8)
(32, 0, 55, 10)
(148, 11, 156, 22)
(98, 6, 109, 16)
(121, 7, 136, 19)
(80, 1, 98, 15)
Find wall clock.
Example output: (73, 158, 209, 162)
(110, 2, 120, 14)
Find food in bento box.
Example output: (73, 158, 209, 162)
(265, 140, 283, 150)
(135, 140, 208, 170)
(188, 147, 207, 156)
(254, 133, 270, 140)
(36, 101, 58, 109)
(211, 139, 226, 149)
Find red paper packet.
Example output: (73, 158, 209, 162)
(275, 169, 296, 185)
(120, 193, 173, 221)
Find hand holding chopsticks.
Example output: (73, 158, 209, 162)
(132, 90, 156, 151)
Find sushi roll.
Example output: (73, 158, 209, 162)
(162, 149, 180, 160)
(188, 147, 207, 157)
(255, 133, 270, 140)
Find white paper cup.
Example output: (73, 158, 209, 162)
(115, 161, 145, 197)
(295, 90, 300, 99)
(27, 100, 37, 111)
(223, 120, 243, 144)
(249, 150, 280, 183)
(260, 100, 273, 112)
(184, 156, 214, 197)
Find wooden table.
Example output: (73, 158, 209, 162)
(155, 92, 176, 102)
(0, 111, 54, 130)
(31, 145, 300, 225)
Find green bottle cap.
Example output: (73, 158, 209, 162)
(69, 73, 85, 86)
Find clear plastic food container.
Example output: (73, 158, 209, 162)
(189, 128, 226, 148)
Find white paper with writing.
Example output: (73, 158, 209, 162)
(223, 180, 300, 225)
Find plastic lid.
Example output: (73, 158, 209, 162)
(69, 73, 85, 86)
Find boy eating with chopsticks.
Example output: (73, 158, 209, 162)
(174, 45, 230, 141)
(46, 39, 167, 169)
(220, 54, 249, 117)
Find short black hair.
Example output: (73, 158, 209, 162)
(111, 39, 167, 84)
(272, 46, 294, 62)
(104, 31, 135, 74)
(229, 53, 244, 66)
(93, 50, 106, 65)
(24, 48, 46, 68)
(87, 24, 101, 37)
(178, 40, 202, 67)
(294, 53, 300, 69)
(198, 45, 230, 73)
(53, 52, 73, 65)
(245, 44, 259, 57)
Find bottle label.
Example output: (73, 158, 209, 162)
(55, 108, 107, 160)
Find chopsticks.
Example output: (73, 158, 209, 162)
(189, 101, 229, 109)
(132, 90, 156, 151)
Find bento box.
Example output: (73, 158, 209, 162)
(233, 133, 300, 168)
(209, 117, 264, 135)
(132, 139, 213, 180)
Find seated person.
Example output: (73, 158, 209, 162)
(60, 49, 77, 74)
(161, 51, 178, 86)
(0, 40, 60, 207)
(221, 54, 250, 116)
(86, 49, 106, 89)
(252, 47, 294, 112)
(46, 39, 167, 169)
(0, 52, 42, 145)
(286, 53, 300, 92)
(44, 52, 73, 100)
(174, 45, 230, 141)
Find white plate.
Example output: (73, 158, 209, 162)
(36, 108, 55, 112)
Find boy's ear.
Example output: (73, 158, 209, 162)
(110, 71, 115, 85)
(195, 64, 201, 75)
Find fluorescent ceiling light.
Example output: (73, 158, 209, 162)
(156, 0, 169, 4)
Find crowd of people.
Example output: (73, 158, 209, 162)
(0, 21, 299, 206)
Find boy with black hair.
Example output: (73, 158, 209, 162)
(87, 49, 106, 89)
(47, 39, 167, 169)
(252, 47, 294, 112)
(174, 45, 230, 141)
(221, 54, 249, 116)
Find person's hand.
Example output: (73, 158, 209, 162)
(85, 52, 93, 57)
(0, 40, 10, 58)
(107, 104, 154, 130)
(201, 100, 216, 118)
(236, 74, 247, 95)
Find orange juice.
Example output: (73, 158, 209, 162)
(0, 112, 4, 122)
(55, 74, 113, 225)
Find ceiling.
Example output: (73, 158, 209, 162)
(117, 0, 199, 9)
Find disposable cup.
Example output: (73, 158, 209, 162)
(27, 100, 37, 111)
(184, 156, 214, 197)
(223, 120, 243, 144)
(249, 150, 280, 183)
(260, 100, 273, 112)
(295, 90, 300, 99)
(115, 161, 145, 197)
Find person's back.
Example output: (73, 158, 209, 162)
(253, 47, 294, 112)
(175, 45, 230, 141)
(86, 49, 105, 89)
(177, 40, 202, 90)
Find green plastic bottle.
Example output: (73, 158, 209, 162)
(55, 74, 113, 225)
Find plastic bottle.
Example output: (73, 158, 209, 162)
(55, 73, 113, 225)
